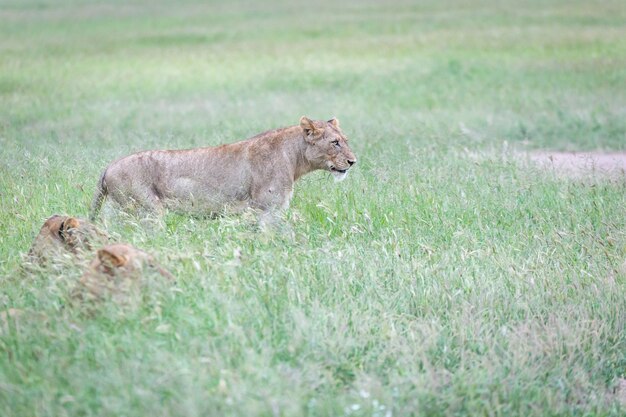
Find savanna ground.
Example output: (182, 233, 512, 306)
(1, 0, 626, 415)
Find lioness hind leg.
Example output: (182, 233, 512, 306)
(108, 186, 165, 218)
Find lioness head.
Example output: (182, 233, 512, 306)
(27, 215, 108, 266)
(300, 116, 357, 182)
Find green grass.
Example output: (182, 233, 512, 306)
(1, 0, 626, 415)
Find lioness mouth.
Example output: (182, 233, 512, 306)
(331, 168, 348, 174)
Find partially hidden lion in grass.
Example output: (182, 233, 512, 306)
(72, 243, 173, 303)
(27, 215, 109, 266)
(90, 116, 357, 224)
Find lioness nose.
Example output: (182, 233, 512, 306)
(348, 159, 356, 166)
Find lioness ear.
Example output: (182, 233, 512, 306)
(98, 248, 126, 268)
(300, 116, 321, 141)
(328, 118, 340, 129)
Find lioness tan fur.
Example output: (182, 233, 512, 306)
(27, 215, 109, 266)
(73, 243, 173, 302)
(90, 117, 356, 223)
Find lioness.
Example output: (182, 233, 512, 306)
(90, 117, 356, 223)
(27, 215, 109, 266)
(73, 243, 173, 302)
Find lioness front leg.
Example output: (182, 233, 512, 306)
(251, 184, 292, 229)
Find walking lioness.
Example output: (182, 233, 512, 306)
(90, 117, 356, 223)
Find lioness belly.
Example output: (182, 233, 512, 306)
(163, 177, 248, 213)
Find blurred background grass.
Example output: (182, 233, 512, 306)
(2, 0, 625, 154)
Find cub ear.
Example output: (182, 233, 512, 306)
(97, 248, 127, 268)
(300, 116, 322, 141)
(59, 217, 80, 241)
(61, 217, 80, 231)
(328, 118, 340, 129)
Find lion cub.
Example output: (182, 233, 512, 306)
(73, 243, 173, 302)
(27, 215, 109, 266)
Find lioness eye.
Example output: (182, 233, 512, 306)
(332, 140, 340, 147)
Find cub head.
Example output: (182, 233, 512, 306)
(27, 215, 109, 267)
(97, 245, 130, 273)
(42, 215, 83, 251)
(94, 244, 169, 278)
(74, 243, 173, 304)
(300, 116, 357, 182)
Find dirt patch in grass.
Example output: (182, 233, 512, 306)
(528, 151, 626, 180)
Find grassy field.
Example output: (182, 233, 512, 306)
(1, 0, 626, 415)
